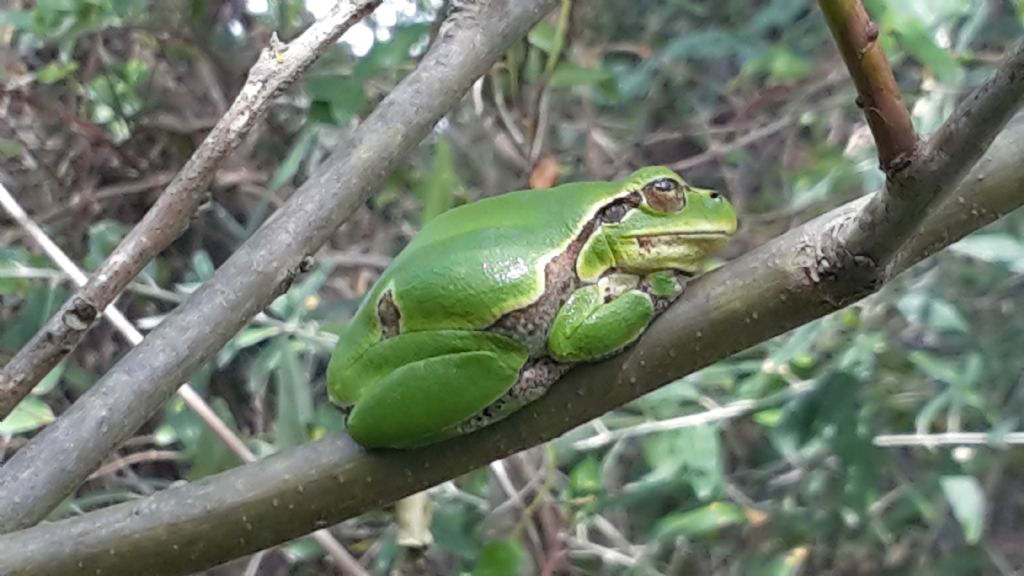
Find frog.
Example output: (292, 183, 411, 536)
(326, 166, 737, 449)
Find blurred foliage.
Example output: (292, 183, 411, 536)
(3, 0, 1024, 574)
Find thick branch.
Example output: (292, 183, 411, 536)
(822, 2, 1024, 272)
(0, 181, 366, 572)
(818, 0, 918, 171)
(0, 0, 382, 420)
(1, 114, 1023, 576)
(0, 0, 561, 533)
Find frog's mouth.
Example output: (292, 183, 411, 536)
(632, 230, 733, 248)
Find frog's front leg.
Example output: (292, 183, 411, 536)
(342, 330, 528, 449)
(547, 271, 686, 362)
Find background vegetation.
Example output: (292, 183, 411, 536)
(2, 0, 1024, 574)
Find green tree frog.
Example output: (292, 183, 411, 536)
(327, 166, 737, 449)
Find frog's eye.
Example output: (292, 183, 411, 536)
(641, 178, 685, 213)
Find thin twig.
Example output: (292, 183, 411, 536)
(873, 432, 1024, 448)
(87, 450, 186, 480)
(0, 182, 364, 574)
(0, 0, 383, 419)
(571, 382, 814, 451)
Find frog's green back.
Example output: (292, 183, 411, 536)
(383, 180, 624, 330)
(355, 180, 626, 334)
(407, 180, 620, 250)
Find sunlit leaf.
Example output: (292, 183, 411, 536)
(472, 539, 524, 576)
(0, 397, 55, 435)
(550, 62, 615, 88)
(743, 548, 810, 576)
(275, 340, 313, 448)
(416, 138, 458, 223)
(653, 502, 746, 539)
(940, 475, 985, 545)
(36, 60, 77, 83)
(569, 456, 603, 496)
(949, 233, 1024, 273)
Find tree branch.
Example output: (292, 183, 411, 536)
(1, 115, 1023, 576)
(0, 0, 562, 533)
(819, 0, 1024, 275)
(0, 0, 382, 420)
(0, 184, 364, 573)
(818, 0, 918, 171)
(840, 39, 1024, 275)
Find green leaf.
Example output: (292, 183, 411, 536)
(527, 20, 557, 53)
(32, 360, 66, 396)
(892, 17, 960, 83)
(304, 76, 365, 124)
(549, 62, 615, 88)
(190, 250, 216, 281)
(949, 233, 1024, 273)
(743, 548, 809, 576)
(416, 138, 458, 223)
(0, 10, 32, 29)
(269, 126, 318, 190)
(282, 536, 326, 563)
(907, 351, 965, 387)
(659, 29, 742, 62)
(36, 60, 78, 84)
(430, 503, 480, 558)
(233, 326, 282, 350)
(676, 425, 724, 500)
(274, 340, 313, 447)
(915, 390, 951, 435)
(185, 397, 239, 480)
(0, 138, 22, 159)
(353, 23, 430, 81)
(472, 539, 524, 576)
(777, 371, 859, 448)
(0, 397, 55, 435)
(653, 502, 746, 539)
(897, 292, 969, 333)
(569, 456, 602, 496)
(940, 475, 985, 545)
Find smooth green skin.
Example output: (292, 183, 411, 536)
(327, 166, 737, 449)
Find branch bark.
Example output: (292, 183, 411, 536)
(819, 1, 1024, 276)
(1, 113, 1023, 576)
(818, 0, 918, 171)
(0, 184, 366, 574)
(0, 0, 382, 420)
(0, 0, 561, 533)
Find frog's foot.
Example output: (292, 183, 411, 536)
(547, 281, 655, 363)
(455, 356, 573, 435)
(641, 269, 689, 315)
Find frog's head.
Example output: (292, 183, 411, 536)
(601, 166, 737, 275)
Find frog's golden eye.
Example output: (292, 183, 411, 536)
(641, 178, 685, 213)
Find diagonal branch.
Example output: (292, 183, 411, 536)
(0, 0, 562, 534)
(818, 0, 919, 172)
(818, 1, 1024, 280)
(2, 112, 1023, 576)
(0, 0, 382, 420)
(840, 39, 1024, 278)
(0, 183, 366, 574)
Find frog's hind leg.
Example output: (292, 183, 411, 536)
(456, 357, 573, 435)
(345, 330, 528, 449)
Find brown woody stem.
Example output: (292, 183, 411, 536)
(818, 0, 919, 173)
